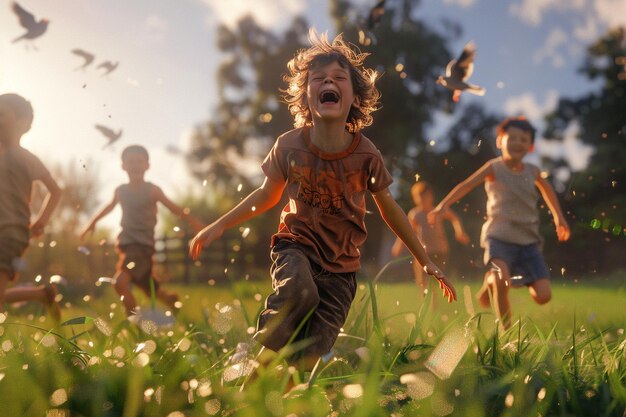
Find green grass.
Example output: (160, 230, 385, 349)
(0, 272, 625, 416)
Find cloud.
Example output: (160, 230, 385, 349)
(594, 0, 626, 29)
(504, 90, 559, 122)
(443, 0, 477, 8)
(533, 28, 568, 67)
(200, 0, 307, 30)
(509, 0, 585, 26)
(573, 15, 600, 43)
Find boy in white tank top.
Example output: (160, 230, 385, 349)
(429, 117, 570, 329)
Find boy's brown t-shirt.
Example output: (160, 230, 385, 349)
(0, 146, 50, 241)
(262, 127, 393, 273)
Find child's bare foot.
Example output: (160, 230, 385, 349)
(43, 283, 61, 321)
(476, 285, 491, 308)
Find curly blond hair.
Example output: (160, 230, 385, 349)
(282, 29, 380, 133)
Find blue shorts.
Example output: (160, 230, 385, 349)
(484, 238, 550, 287)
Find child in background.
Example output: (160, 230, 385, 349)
(0, 93, 62, 320)
(392, 181, 469, 296)
(429, 116, 570, 329)
(190, 30, 456, 383)
(81, 145, 203, 317)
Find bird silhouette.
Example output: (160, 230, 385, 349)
(11, 2, 49, 44)
(94, 124, 123, 149)
(97, 61, 119, 76)
(71, 48, 95, 70)
(367, 0, 386, 30)
(436, 42, 486, 102)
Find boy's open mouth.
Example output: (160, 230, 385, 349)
(320, 90, 339, 104)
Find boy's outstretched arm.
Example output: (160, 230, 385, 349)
(153, 186, 204, 232)
(189, 175, 285, 260)
(535, 175, 571, 241)
(80, 190, 119, 240)
(428, 161, 492, 223)
(30, 174, 62, 238)
(373, 188, 456, 302)
(445, 209, 470, 245)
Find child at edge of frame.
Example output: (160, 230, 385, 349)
(429, 116, 571, 330)
(189, 29, 457, 389)
(0, 93, 63, 321)
(81, 144, 204, 317)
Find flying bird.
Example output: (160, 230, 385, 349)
(71, 48, 95, 70)
(11, 2, 49, 44)
(436, 42, 486, 103)
(367, 0, 386, 30)
(97, 61, 119, 76)
(95, 124, 123, 149)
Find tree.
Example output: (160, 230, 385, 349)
(544, 27, 626, 273)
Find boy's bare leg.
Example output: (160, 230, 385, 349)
(528, 278, 552, 305)
(476, 270, 492, 308)
(3, 283, 61, 321)
(114, 270, 137, 315)
(488, 259, 512, 330)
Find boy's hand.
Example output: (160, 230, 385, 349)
(423, 263, 456, 302)
(189, 224, 224, 260)
(455, 231, 470, 245)
(556, 220, 570, 242)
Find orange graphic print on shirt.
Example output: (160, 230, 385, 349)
(290, 163, 365, 216)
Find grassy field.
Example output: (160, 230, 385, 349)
(0, 270, 625, 416)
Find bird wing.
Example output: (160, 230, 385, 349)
(12, 2, 36, 29)
(71, 48, 95, 64)
(94, 124, 115, 139)
(453, 42, 476, 81)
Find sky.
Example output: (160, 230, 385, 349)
(1, 0, 625, 230)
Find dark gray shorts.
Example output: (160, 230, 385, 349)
(116, 244, 158, 293)
(254, 240, 357, 359)
(484, 238, 550, 287)
(0, 228, 29, 280)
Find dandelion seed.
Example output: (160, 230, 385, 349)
(77, 245, 91, 255)
(50, 389, 68, 406)
(237, 183, 243, 192)
(496, 81, 504, 88)
(205, 399, 221, 415)
(505, 392, 514, 407)
(2, 340, 14, 352)
(241, 227, 251, 238)
(537, 387, 547, 400)
(561, 267, 566, 276)
(83, 295, 91, 302)
(173, 226, 180, 232)
(454, 389, 461, 397)
(22, 364, 29, 370)
(343, 384, 364, 399)
(202, 180, 208, 187)
(176, 338, 192, 352)
(49, 241, 57, 248)
(425, 327, 469, 380)
(400, 372, 436, 400)
(35, 274, 43, 283)
(42, 334, 56, 347)
(126, 262, 136, 269)
(429, 140, 436, 146)
(0, 373, 4, 381)
(133, 352, 150, 367)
